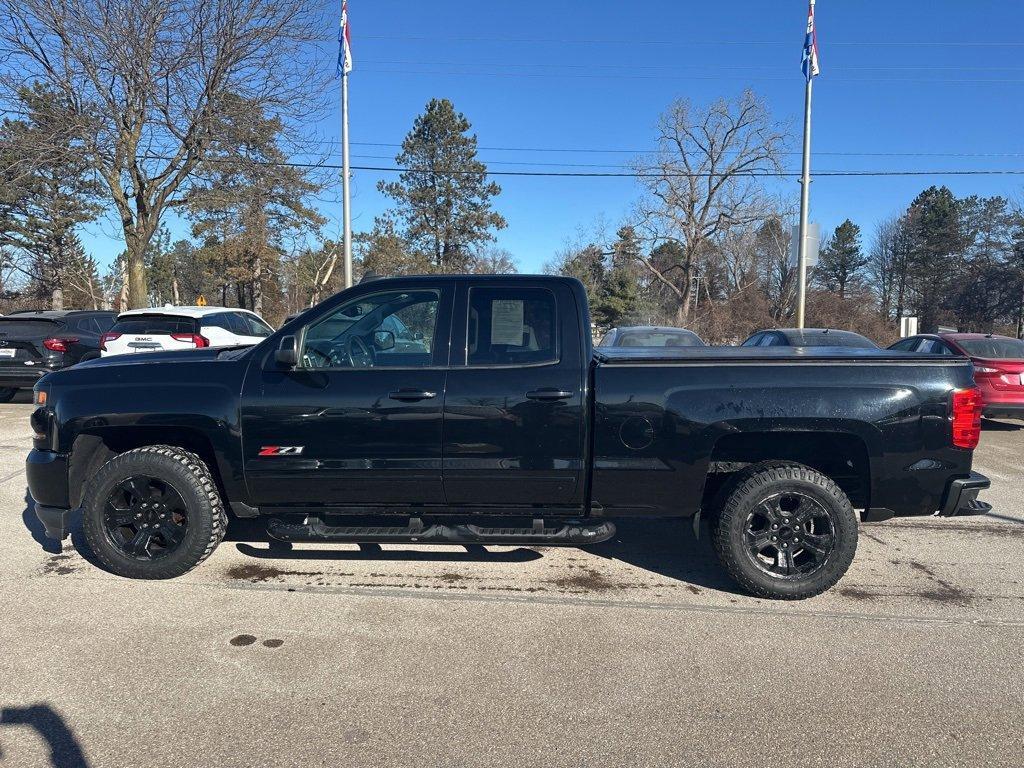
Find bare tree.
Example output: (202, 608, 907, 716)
(0, 0, 327, 308)
(632, 91, 785, 324)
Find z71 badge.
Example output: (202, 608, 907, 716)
(258, 446, 305, 456)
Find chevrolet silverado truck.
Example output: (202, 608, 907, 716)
(27, 275, 991, 599)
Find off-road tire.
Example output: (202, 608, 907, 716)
(0, 387, 17, 403)
(82, 445, 227, 579)
(711, 462, 858, 600)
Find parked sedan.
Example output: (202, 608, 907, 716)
(741, 328, 878, 349)
(101, 306, 274, 356)
(889, 333, 1024, 419)
(598, 326, 706, 347)
(0, 309, 116, 402)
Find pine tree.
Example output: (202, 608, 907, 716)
(187, 94, 323, 313)
(816, 219, 867, 298)
(379, 99, 506, 273)
(0, 84, 102, 308)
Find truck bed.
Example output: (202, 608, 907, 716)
(594, 346, 972, 365)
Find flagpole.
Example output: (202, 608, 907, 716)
(796, 73, 812, 329)
(795, 0, 816, 330)
(341, 67, 353, 289)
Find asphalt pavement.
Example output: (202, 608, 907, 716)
(1, 391, 1022, 767)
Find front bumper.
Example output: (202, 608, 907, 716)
(27, 449, 74, 540)
(938, 472, 991, 517)
(35, 504, 73, 540)
(0, 367, 51, 389)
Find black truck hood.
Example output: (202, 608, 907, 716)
(76, 346, 253, 369)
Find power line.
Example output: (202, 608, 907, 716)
(248, 159, 1024, 178)
(337, 141, 1024, 160)
(359, 67, 1024, 84)
(361, 58, 1024, 74)
(357, 34, 1024, 48)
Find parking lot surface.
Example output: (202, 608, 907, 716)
(1, 392, 1022, 767)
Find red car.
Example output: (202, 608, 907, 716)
(889, 333, 1024, 419)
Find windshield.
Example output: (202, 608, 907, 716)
(956, 338, 1024, 359)
(614, 330, 704, 347)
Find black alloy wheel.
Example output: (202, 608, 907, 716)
(102, 475, 189, 560)
(712, 462, 858, 600)
(82, 445, 226, 579)
(743, 491, 836, 578)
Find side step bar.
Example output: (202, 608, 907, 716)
(266, 516, 616, 546)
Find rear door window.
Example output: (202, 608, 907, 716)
(889, 338, 918, 352)
(466, 287, 558, 366)
(240, 314, 273, 337)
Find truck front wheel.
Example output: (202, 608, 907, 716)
(711, 462, 858, 600)
(82, 445, 227, 579)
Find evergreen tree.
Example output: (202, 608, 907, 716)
(906, 186, 967, 332)
(594, 226, 641, 327)
(816, 219, 866, 298)
(0, 84, 102, 308)
(187, 94, 323, 313)
(379, 99, 506, 272)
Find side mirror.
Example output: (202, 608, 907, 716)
(373, 330, 395, 350)
(275, 335, 298, 367)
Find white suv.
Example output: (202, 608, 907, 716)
(101, 306, 274, 357)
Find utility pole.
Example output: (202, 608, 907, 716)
(796, 0, 820, 329)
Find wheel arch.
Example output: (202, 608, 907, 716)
(68, 427, 224, 510)
(702, 429, 873, 512)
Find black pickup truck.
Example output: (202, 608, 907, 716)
(27, 275, 991, 599)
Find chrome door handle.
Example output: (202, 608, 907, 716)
(526, 388, 573, 401)
(389, 389, 437, 402)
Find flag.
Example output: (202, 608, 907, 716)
(337, 0, 352, 77)
(801, 0, 820, 81)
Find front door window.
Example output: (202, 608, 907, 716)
(301, 289, 440, 369)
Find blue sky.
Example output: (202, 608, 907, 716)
(82, 0, 1024, 274)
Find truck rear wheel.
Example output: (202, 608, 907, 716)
(82, 445, 227, 579)
(711, 462, 857, 600)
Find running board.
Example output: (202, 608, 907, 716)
(265, 516, 616, 546)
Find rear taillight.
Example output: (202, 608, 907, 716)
(951, 387, 983, 449)
(99, 333, 121, 351)
(43, 337, 78, 353)
(170, 333, 210, 348)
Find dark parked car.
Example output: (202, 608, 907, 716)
(889, 333, 1024, 420)
(598, 326, 705, 348)
(741, 328, 878, 349)
(28, 275, 989, 599)
(0, 310, 116, 402)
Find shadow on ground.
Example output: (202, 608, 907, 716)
(21, 489, 62, 555)
(229, 515, 740, 594)
(23, 486, 736, 594)
(0, 704, 90, 768)
(982, 418, 1024, 432)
